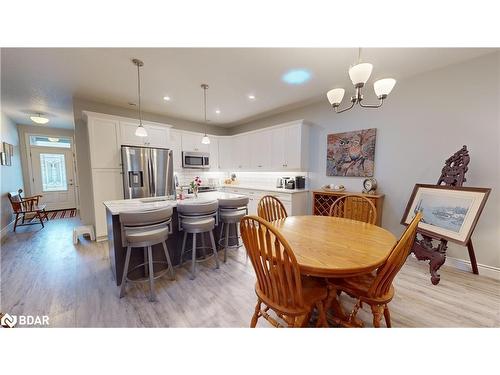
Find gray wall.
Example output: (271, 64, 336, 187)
(0, 112, 24, 233)
(229, 52, 500, 269)
(73, 98, 231, 225)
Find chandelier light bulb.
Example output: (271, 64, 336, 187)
(348, 63, 373, 87)
(201, 134, 211, 144)
(327, 88, 345, 106)
(374, 78, 397, 99)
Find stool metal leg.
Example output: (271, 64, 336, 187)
(119, 246, 132, 298)
(190, 233, 197, 280)
(180, 231, 188, 263)
(162, 241, 176, 280)
(224, 223, 230, 262)
(147, 246, 156, 302)
(209, 230, 220, 269)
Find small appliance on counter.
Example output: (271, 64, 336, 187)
(295, 176, 306, 189)
(276, 177, 284, 188)
(285, 179, 295, 189)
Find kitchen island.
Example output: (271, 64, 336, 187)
(103, 191, 245, 286)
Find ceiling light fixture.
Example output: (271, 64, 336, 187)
(215, 109, 221, 114)
(248, 94, 256, 100)
(132, 58, 147, 137)
(163, 96, 171, 101)
(30, 113, 49, 125)
(201, 84, 210, 145)
(327, 48, 396, 113)
(282, 69, 311, 85)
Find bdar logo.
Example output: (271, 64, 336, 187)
(1, 312, 18, 328)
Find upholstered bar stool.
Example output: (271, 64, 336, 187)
(218, 196, 249, 262)
(119, 207, 175, 302)
(178, 200, 220, 280)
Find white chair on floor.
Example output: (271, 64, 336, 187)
(73, 225, 96, 244)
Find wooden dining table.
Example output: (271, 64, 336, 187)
(272, 215, 398, 324)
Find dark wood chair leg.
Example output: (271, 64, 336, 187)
(466, 240, 479, 275)
(13, 213, 19, 231)
(383, 304, 392, 328)
(37, 212, 45, 228)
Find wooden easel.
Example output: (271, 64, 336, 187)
(411, 146, 479, 285)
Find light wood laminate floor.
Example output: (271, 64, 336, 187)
(1, 216, 499, 327)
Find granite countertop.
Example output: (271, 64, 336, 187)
(221, 184, 309, 194)
(103, 191, 245, 215)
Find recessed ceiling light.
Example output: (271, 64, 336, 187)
(282, 69, 311, 85)
(163, 96, 171, 101)
(215, 109, 221, 114)
(248, 94, 256, 100)
(30, 114, 49, 124)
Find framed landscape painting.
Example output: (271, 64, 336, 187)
(401, 184, 491, 245)
(326, 128, 376, 177)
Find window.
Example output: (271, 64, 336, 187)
(40, 153, 67, 191)
(30, 135, 71, 149)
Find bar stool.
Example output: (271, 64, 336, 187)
(119, 207, 175, 302)
(178, 200, 220, 280)
(218, 197, 249, 262)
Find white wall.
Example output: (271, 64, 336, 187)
(230, 52, 500, 269)
(0, 112, 24, 233)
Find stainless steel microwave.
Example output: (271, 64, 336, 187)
(182, 151, 210, 169)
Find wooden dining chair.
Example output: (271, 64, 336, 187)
(257, 195, 288, 222)
(328, 212, 422, 328)
(7, 190, 48, 231)
(18, 189, 49, 221)
(328, 194, 377, 225)
(240, 215, 328, 328)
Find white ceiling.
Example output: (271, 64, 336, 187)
(1, 48, 495, 129)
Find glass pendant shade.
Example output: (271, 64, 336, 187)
(327, 88, 345, 106)
(374, 78, 396, 98)
(135, 124, 148, 137)
(348, 63, 373, 86)
(201, 134, 210, 144)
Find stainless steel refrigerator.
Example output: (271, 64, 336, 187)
(121, 145, 175, 199)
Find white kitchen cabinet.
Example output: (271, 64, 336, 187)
(270, 123, 308, 170)
(218, 137, 233, 170)
(91, 168, 123, 239)
(233, 135, 250, 170)
(209, 137, 219, 170)
(270, 126, 287, 169)
(181, 132, 209, 153)
(119, 121, 170, 148)
(88, 117, 121, 169)
(169, 129, 183, 170)
(250, 131, 271, 169)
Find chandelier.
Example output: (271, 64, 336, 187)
(327, 48, 396, 113)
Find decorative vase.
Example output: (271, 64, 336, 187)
(193, 186, 198, 198)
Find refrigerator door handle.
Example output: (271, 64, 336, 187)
(147, 153, 155, 196)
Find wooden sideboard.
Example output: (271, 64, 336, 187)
(312, 190, 385, 226)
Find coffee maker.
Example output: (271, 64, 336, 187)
(295, 176, 306, 189)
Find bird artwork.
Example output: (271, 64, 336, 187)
(326, 128, 376, 177)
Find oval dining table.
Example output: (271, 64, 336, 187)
(271, 215, 398, 325)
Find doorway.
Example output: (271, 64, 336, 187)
(27, 135, 77, 211)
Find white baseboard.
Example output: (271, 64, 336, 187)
(0, 220, 14, 240)
(445, 256, 500, 281)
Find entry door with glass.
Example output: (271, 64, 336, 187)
(29, 136, 76, 210)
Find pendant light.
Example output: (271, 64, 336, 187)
(132, 58, 148, 137)
(201, 84, 211, 145)
(30, 113, 50, 124)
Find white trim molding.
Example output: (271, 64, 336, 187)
(0, 220, 15, 240)
(446, 256, 500, 281)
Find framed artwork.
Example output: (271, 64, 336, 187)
(326, 128, 376, 177)
(1, 142, 13, 166)
(401, 184, 491, 245)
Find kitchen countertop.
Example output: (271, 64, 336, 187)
(221, 184, 309, 194)
(103, 191, 245, 215)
